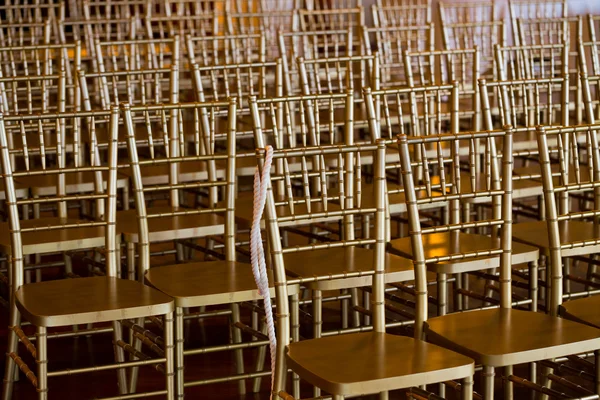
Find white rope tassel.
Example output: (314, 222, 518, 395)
(250, 145, 276, 399)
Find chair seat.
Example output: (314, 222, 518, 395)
(287, 332, 474, 396)
(145, 260, 300, 307)
(389, 231, 539, 274)
(118, 206, 224, 243)
(284, 247, 414, 290)
(17, 171, 129, 196)
(512, 220, 600, 257)
(560, 295, 600, 329)
(0, 218, 108, 255)
(16, 276, 174, 328)
(425, 308, 600, 367)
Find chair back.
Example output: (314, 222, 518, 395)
(279, 28, 355, 96)
(516, 15, 581, 46)
(364, 82, 460, 141)
(404, 47, 481, 130)
(397, 127, 513, 337)
(260, 140, 381, 390)
(362, 25, 434, 87)
(186, 32, 266, 66)
(0, 41, 81, 115)
(509, 0, 567, 42)
(439, 1, 496, 24)
(372, 1, 431, 26)
(537, 123, 600, 314)
(225, 8, 298, 61)
(122, 99, 237, 271)
(298, 6, 364, 32)
(0, 107, 120, 292)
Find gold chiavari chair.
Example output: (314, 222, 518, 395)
(304, 0, 362, 9)
(509, 0, 568, 43)
(397, 124, 600, 400)
(371, 88, 539, 320)
(157, 0, 224, 16)
(191, 59, 281, 175)
(122, 98, 280, 398)
(186, 32, 266, 67)
(145, 9, 220, 41)
(279, 28, 356, 96)
(0, 41, 80, 115)
(535, 123, 600, 330)
(516, 15, 581, 46)
(261, 140, 475, 400)
(372, 0, 432, 27)
(480, 75, 574, 305)
(0, 0, 61, 23)
(58, 16, 139, 76)
(298, 6, 364, 32)
(225, 6, 298, 61)
(297, 54, 376, 130)
(440, 19, 505, 82)
(0, 108, 175, 400)
(362, 25, 435, 88)
(404, 47, 481, 131)
(0, 20, 52, 49)
(439, 1, 496, 25)
(81, 0, 149, 36)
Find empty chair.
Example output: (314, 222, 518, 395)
(509, 0, 567, 43)
(225, 6, 298, 61)
(279, 28, 356, 96)
(404, 47, 481, 131)
(259, 139, 475, 399)
(397, 124, 600, 400)
(122, 98, 281, 397)
(372, 0, 432, 26)
(298, 6, 364, 32)
(362, 25, 434, 88)
(0, 107, 175, 400)
(186, 32, 266, 66)
(439, 1, 496, 25)
(516, 15, 581, 46)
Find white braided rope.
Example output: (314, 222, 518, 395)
(250, 145, 276, 399)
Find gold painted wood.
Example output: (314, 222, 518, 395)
(426, 308, 600, 367)
(287, 332, 473, 395)
(283, 247, 414, 291)
(16, 276, 174, 328)
(560, 296, 600, 329)
(389, 231, 539, 274)
(145, 261, 300, 308)
(513, 220, 600, 257)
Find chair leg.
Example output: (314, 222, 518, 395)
(36, 327, 48, 400)
(126, 242, 136, 281)
(378, 391, 388, 399)
(174, 308, 184, 399)
(127, 317, 144, 394)
(529, 260, 539, 312)
(462, 375, 474, 400)
(362, 289, 371, 326)
(164, 311, 175, 400)
(455, 272, 463, 311)
(290, 294, 300, 398)
(350, 288, 360, 327)
(2, 309, 21, 400)
(595, 350, 600, 395)
(251, 322, 268, 393)
(340, 289, 348, 329)
(483, 365, 495, 400)
(313, 289, 322, 397)
(539, 362, 553, 400)
(111, 321, 128, 395)
(529, 362, 537, 400)
(230, 303, 246, 395)
(504, 365, 513, 400)
(437, 273, 447, 316)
